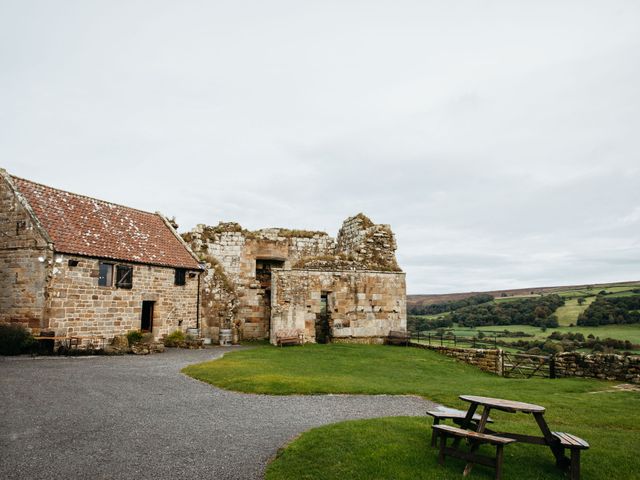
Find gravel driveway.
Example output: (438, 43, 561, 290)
(1, 347, 435, 480)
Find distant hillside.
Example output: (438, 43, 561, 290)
(408, 280, 640, 308)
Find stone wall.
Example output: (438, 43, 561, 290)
(411, 344, 502, 375)
(410, 343, 640, 383)
(336, 213, 400, 271)
(183, 215, 403, 341)
(184, 223, 337, 340)
(0, 173, 52, 328)
(553, 352, 640, 383)
(46, 254, 199, 341)
(270, 269, 406, 345)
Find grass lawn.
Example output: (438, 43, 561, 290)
(183, 344, 640, 479)
(473, 324, 640, 345)
(554, 297, 595, 325)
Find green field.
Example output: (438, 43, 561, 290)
(183, 344, 640, 480)
(410, 323, 640, 354)
(410, 281, 640, 352)
(554, 297, 595, 325)
(555, 284, 640, 298)
(472, 324, 640, 345)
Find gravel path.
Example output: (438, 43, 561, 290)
(0, 348, 436, 480)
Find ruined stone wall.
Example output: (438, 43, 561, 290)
(336, 214, 400, 271)
(184, 223, 335, 340)
(0, 173, 52, 328)
(411, 344, 503, 375)
(184, 216, 402, 341)
(46, 255, 199, 341)
(270, 269, 406, 345)
(553, 352, 640, 383)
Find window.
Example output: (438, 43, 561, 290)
(175, 268, 186, 286)
(98, 263, 113, 286)
(16, 220, 26, 235)
(115, 265, 133, 289)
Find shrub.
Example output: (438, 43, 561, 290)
(126, 330, 143, 345)
(140, 332, 154, 344)
(164, 329, 186, 347)
(0, 323, 35, 355)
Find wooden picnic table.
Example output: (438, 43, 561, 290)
(34, 335, 106, 350)
(453, 395, 586, 479)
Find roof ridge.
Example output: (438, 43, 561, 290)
(10, 174, 158, 218)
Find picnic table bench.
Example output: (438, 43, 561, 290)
(386, 330, 410, 346)
(429, 395, 589, 480)
(551, 432, 590, 480)
(426, 406, 493, 447)
(432, 424, 516, 480)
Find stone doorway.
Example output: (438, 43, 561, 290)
(141, 301, 154, 332)
(315, 292, 331, 344)
(255, 259, 284, 338)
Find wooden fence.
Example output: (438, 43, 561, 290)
(502, 351, 554, 378)
(409, 331, 556, 378)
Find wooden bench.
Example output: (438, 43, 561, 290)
(275, 329, 304, 346)
(427, 407, 494, 447)
(432, 424, 516, 480)
(386, 330, 410, 346)
(552, 432, 589, 480)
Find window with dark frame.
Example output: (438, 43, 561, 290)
(98, 262, 114, 287)
(175, 268, 186, 286)
(115, 265, 133, 289)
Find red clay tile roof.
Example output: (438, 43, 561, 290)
(12, 176, 201, 270)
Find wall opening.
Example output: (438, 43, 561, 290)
(315, 292, 331, 344)
(141, 301, 154, 332)
(255, 259, 284, 338)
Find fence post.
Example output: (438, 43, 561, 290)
(440, 334, 443, 347)
(454, 334, 457, 347)
(549, 354, 556, 379)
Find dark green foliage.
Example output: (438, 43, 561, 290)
(505, 331, 638, 354)
(126, 330, 143, 345)
(408, 294, 493, 315)
(407, 315, 453, 331)
(577, 295, 640, 326)
(450, 295, 564, 328)
(163, 329, 186, 347)
(0, 323, 35, 355)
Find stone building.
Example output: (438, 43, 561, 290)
(0, 169, 202, 342)
(183, 213, 407, 344)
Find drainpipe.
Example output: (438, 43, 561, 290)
(196, 271, 201, 330)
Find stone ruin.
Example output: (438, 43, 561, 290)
(182, 213, 406, 344)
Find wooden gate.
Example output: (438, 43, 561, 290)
(502, 352, 553, 378)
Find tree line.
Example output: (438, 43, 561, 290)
(408, 294, 494, 315)
(450, 295, 565, 328)
(577, 295, 640, 326)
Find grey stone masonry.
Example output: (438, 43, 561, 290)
(183, 214, 405, 342)
(0, 172, 52, 328)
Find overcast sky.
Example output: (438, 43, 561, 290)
(2, 1, 639, 294)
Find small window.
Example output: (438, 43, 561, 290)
(16, 220, 26, 235)
(115, 265, 133, 289)
(98, 262, 113, 287)
(175, 268, 186, 286)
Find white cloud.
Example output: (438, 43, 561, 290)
(1, 0, 639, 293)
